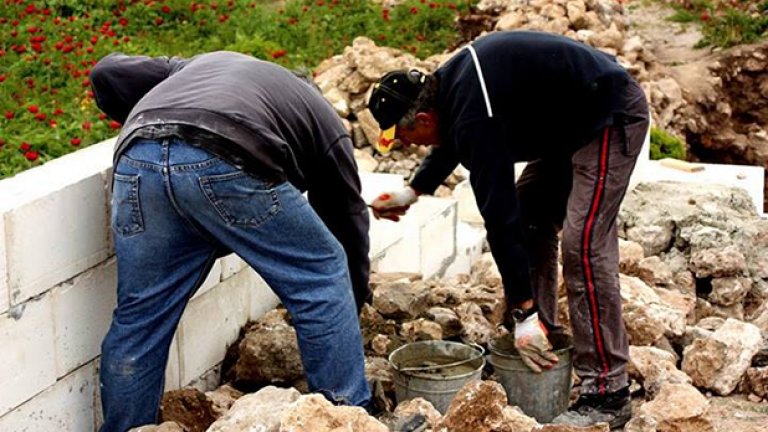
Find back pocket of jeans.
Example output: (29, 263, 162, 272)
(200, 172, 280, 227)
(112, 173, 144, 236)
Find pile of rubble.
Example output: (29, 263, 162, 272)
(315, 0, 676, 188)
(129, 182, 767, 432)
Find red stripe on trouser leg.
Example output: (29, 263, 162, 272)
(581, 127, 612, 395)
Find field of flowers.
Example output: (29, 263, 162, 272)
(0, 0, 471, 178)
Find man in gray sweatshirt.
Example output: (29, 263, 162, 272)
(91, 51, 371, 432)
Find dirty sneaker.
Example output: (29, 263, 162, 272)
(552, 387, 631, 430)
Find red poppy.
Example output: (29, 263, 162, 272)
(118, 17, 129, 26)
(4, 111, 14, 120)
(109, 120, 122, 129)
(155, 17, 164, 25)
(0, 75, 5, 83)
(271, 49, 287, 59)
(161, 5, 171, 13)
(28, 105, 39, 114)
(82, 121, 93, 130)
(20, 142, 31, 151)
(98, 113, 107, 120)
(410, 7, 418, 14)
(25, 151, 39, 161)
(49, 119, 57, 127)
(71, 137, 82, 146)
(34, 112, 47, 121)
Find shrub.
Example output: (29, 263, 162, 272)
(0, 0, 473, 178)
(650, 127, 687, 160)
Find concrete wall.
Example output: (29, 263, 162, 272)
(0, 140, 277, 431)
(0, 140, 461, 432)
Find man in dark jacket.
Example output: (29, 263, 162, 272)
(368, 31, 649, 429)
(91, 51, 371, 432)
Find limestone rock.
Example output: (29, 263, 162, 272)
(455, 302, 496, 345)
(128, 423, 184, 432)
(637, 383, 712, 432)
(495, 12, 527, 31)
(373, 279, 430, 319)
(638, 256, 673, 287)
(234, 317, 303, 386)
(371, 334, 392, 356)
(461, 283, 506, 326)
(623, 415, 658, 432)
(621, 275, 687, 345)
(682, 318, 763, 395)
(392, 397, 442, 430)
(354, 148, 378, 172)
(279, 394, 388, 432)
(745, 366, 768, 399)
(619, 239, 645, 275)
(534, 424, 609, 432)
(628, 346, 691, 396)
(501, 406, 539, 432)
(708, 277, 752, 306)
(425, 307, 463, 338)
(159, 388, 217, 432)
(207, 386, 301, 432)
(471, 253, 502, 287)
(205, 384, 244, 417)
(626, 224, 673, 257)
(689, 246, 748, 278)
(365, 356, 394, 393)
(401, 318, 443, 342)
(437, 381, 512, 432)
(357, 108, 381, 149)
(749, 300, 768, 333)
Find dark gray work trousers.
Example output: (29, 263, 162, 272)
(516, 79, 650, 395)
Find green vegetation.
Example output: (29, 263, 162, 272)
(650, 127, 687, 161)
(665, 0, 768, 48)
(0, 0, 473, 178)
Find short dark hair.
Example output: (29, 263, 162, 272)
(397, 74, 439, 128)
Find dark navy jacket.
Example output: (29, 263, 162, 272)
(410, 31, 633, 301)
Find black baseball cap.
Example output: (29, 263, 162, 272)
(368, 69, 426, 153)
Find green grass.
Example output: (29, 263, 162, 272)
(650, 127, 687, 160)
(0, 0, 475, 178)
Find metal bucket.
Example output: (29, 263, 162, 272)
(388, 340, 485, 414)
(487, 332, 574, 423)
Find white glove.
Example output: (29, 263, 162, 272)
(370, 187, 418, 221)
(514, 312, 559, 373)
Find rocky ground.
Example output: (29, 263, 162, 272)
(128, 1, 768, 431)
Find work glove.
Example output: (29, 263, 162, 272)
(514, 312, 559, 373)
(370, 187, 418, 221)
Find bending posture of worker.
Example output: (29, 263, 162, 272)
(91, 51, 371, 432)
(368, 31, 649, 429)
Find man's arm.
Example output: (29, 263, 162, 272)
(460, 118, 534, 306)
(90, 53, 185, 123)
(307, 136, 371, 312)
(409, 144, 459, 195)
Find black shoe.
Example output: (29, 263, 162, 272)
(552, 387, 631, 429)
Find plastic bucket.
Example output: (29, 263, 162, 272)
(487, 333, 574, 423)
(388, 340, 485, 414)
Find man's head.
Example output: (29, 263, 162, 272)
(368, 69, 440, 153)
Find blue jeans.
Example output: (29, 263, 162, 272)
(99, 138, 370, 432)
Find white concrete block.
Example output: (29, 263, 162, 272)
(373, 197, 457, 279)
(0, 362, 97, 432)
(0, 296, 56, 417)
(177, 272, 251, 385)
(52, 259, 117, 378)
(359, 172, 405, 204)
(164, 335, 181, 391)
(245, 268, 279, 320)
(0, 214, 8, 315)
(628, 126, 652, 191)
(452, 180, 484, 226)
(4, 171, 110, 305)
(191, 259, 222, 300)
(444, 223, 487, 277)
(220, 254, 248, 281)
(416, 198, 457, 278)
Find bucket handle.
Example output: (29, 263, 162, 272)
(393, 343, 485, 373)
